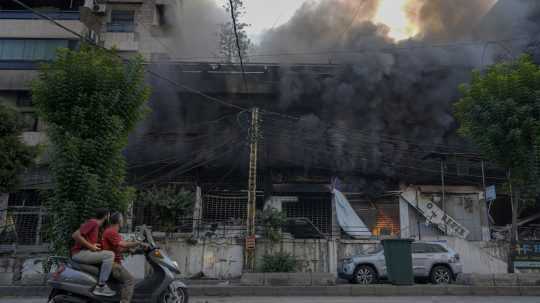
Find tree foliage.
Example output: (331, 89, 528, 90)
(455, 55, 540, 204)
(0, 104, 36, 193)
(260, 252, 298, 273)
(258, 208, 287, 243)
(32, 46, 150, 255)
(218, 0, 252, 63)
(137, 186, 194, 233)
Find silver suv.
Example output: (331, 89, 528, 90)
(338, 241, 462, 284)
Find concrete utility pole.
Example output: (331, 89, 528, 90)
(245, 107, 260, 271)
(440, 158, 447, 235)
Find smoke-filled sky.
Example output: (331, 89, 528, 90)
(213, 0, 498, 42)
(214, 0, 307, 42)
(130, 0, 538, 190)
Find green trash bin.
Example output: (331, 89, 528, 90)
(381, 239, 414, 285)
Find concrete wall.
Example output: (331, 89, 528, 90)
(0, 235, 513, 284)
(400, 185, 489, 241)
(162, 237, 244, 280)
(0, 70, 38, 90)
(421, 236, 508, 274)
(99, 1, 168, 58)
(338, 239, 379, 260)
(255, 239, 332, 273)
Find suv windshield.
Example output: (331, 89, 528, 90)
(364, 244, 383, 255)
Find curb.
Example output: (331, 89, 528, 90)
(3, 285, 540, 297)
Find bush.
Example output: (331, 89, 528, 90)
(136, 185, 194, 233)
(258, 208, 287, 243)
(260, 252, 297, 273)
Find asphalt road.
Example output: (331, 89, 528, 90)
(4, 297, 540, 303)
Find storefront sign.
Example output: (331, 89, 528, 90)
(512, 242, 540, 269)
(418, 196, 470, 239)
(485, 185, 496, 201)
(245, 235, 256, 250)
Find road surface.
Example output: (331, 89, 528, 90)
(4, 297, 540, 303)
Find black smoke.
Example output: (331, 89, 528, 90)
(126, 0, 540, 192)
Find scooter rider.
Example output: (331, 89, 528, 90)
(71, 208, 116, 297)
(102, 212, 147, 303)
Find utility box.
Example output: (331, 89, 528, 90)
(381, 239, 414, 285)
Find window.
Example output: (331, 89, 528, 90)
(412, 243, 448, 253)
(0, 39, 71, 61)
(428, 244, 448, 253)
(107, 10, 135, 32)
(16, 91, 32, 107)
(412, 243, 429, 253)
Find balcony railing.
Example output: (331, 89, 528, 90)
(0, 10, 80, 20)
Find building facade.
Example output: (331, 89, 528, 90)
(0, 0, 168, 248)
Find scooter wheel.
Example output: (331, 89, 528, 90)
(161, 287, 188, 303)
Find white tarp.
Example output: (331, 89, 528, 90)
(334, 189, 372, 238)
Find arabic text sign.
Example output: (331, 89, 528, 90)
(512, 241, 540, 269)
(418, 196, 470, 239)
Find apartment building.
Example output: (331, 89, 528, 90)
(0, 0, 168, 247)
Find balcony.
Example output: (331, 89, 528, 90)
(0, 10, 80, 20)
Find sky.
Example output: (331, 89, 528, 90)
(214, 0, 308, 42)
(215, 0, 500, 42)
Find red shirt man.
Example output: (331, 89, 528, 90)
(101, 226, 125, 264)
(71, 209, 116, 297)
(71, 219, 100, 256)
(101, 212, 142, 303)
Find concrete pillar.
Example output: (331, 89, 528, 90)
(399, 196, 411, 238)
(327, 239, 338, 275)
(192, 186, 202, 237)
(328, 192, 339, 275)
(0, 193, 8, 227)
(479, 192, 491, 241)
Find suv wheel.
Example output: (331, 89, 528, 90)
(353, 265, 377, 285)
(430, 265, 452, 284)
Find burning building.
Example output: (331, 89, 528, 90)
(1, 0, 539, 248)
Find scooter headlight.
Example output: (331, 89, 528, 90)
(153, 249, 164, 259)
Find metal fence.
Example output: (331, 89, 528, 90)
(0, 190, 49, 247)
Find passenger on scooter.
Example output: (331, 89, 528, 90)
(71, 208, 116, 297)
(102, 212, 148, 303)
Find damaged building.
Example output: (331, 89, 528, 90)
(0, 0, 538, 278)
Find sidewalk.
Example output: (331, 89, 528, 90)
(2, 285, 540, 297)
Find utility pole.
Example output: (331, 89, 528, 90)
(245, 107, 260, 271)
(440, 158, 447, 235)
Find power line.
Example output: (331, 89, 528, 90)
(261, 111, 478, 153)
(228, 0, 248, 92)
(156, 36, 534, 62)
(10, 0, 247, 112)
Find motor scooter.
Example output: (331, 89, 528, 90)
(47, 226, 188, 303)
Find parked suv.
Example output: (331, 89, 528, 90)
(338, 241, 462, 284)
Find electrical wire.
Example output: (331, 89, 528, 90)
(227, 0, 248, 92)
(138, 140, 243, 186)
(9, 0, 247, 112)
(262, 112, 478, 153)
(14, 0, 508, 182)
(158, 36, 534, 62)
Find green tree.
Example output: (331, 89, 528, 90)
(455, 55, 540, 272)
(0, 104, 36, 193)
(137, 186, 194, 233)
(218, 0, 252, 63)
(32, 46, 150, 255)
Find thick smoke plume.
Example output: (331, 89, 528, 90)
(127, 0, 540, 191)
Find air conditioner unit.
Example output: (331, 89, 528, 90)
(84, 0, 107, 15)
